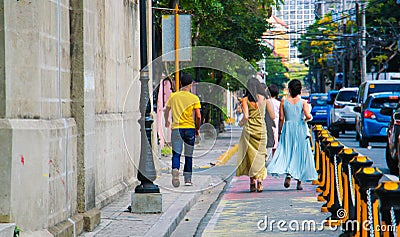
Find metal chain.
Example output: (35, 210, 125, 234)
(334, 155, 342, 206)
(348, 164, 355, 206)
(367, 188, 374, 237)
(391, 207, 397, 237)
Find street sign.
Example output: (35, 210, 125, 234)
(162, 15, 191, 61)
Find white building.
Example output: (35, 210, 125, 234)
(272, 0, 316, 62)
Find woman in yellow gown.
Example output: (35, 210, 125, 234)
(236, 78, 274, 192)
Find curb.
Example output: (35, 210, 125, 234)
(145, 176, 212, 237)
(145, 192, 200, 237)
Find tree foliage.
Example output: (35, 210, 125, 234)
(153, 0, 285, 89)
(296, 0, 400, 87)
(366, 0, 400, 77)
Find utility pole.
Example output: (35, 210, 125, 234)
(359, 2, 367, 83)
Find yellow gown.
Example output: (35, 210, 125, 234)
(236, 99, 267, 180)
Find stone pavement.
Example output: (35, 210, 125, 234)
(80, 126, 241, 237)
(201, 172, 339, 236)
(81, 125, 344, 237)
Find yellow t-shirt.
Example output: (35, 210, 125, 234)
(166, 91, 201, 129)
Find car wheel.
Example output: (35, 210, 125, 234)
(356, 132, 360, 141)
(359, 135, 369, 148)
(386, 143, 399, 175)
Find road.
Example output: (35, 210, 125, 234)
(334, 130, 389, 174)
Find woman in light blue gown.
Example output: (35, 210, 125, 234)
(267, 79, 317, 190)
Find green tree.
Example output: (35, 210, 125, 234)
(153, 0, 282, 85)
(366, 0, 400, 78)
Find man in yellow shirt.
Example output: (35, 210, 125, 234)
(164, 73, 201, 187)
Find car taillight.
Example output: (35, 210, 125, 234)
(364, 110, 376, 119)
(334, 102, 345, 109)
(394, 112, 400, 125)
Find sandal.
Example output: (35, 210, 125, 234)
(284, 175, 291, 188)
(297, 181, 303, 190)
(257, 180, 263, 192)
(250, 178, 256, 192)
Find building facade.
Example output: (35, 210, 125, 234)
(0, 0, 152, 235)
(273, 0, 316, 62)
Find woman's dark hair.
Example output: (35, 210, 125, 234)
(260, 83, 271, 98)
(288, 79, 302, 97)
(244, 78, 265, 102)
(268, 84, 279, 98)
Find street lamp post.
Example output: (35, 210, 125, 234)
(131, 0, 162, 214)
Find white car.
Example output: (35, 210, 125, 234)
(328, 87, 358, 137)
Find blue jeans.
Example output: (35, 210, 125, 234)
(171, 128, 195, 176)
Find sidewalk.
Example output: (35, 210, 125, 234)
(201, 173, 337, 236)
(81, 126, 241, 237)
(82, 125, 339, 237)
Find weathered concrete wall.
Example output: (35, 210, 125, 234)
(0, 0, 149, 234)
(0, 1, 5, 118)
(0, 119, 77, 231)
(0, 0, 78, 231)
(4, 0, 71, 119)
(81, 0, 142, 208)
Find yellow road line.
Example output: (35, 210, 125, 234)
(215, 144, 239, 166)
(161, 144, 239, 170)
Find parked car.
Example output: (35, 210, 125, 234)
(381, 103, 400, 175)
(328, 87, 358, 137)
(357, 80, 400, 105)
(301, 95, 310, 101)
(355, 80, 400, 141)
(308, 93, 328, 125)
(326, 90, 339, 128)
(354, 93, 400, 148)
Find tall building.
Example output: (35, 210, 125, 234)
(262, 16, 290, 61)
(272, 0, 316, 62)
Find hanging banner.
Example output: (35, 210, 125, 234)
(162, 14, 192, 61)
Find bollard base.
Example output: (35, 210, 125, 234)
(131, 193, 162, 213)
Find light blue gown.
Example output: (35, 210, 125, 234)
(267, 99, 318, 182)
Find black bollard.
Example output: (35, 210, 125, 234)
(337, 148, 359, 237)
(374, 181, 400, 237)
(355, 167, 383, 237)
(348, 156, 374, 237)
(312, 125, 325, 185)
(315, 132, 331, 191)
(324, 141, 345, 226)
(318, 136, 337, 203)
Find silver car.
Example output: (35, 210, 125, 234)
(328, 87, 358, 137)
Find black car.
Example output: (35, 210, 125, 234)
(381, 103, 400, 175)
